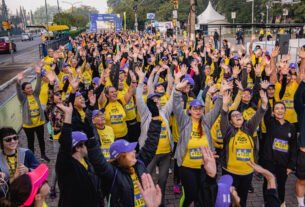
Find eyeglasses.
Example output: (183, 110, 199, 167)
(54, 92, 61, 96)
(231, 113, 242, 118)
(3, 135, 19, 143)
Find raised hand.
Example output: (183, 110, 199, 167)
(138, 173, 162, 207)
(69, 76, 79, 91)
(88, 90, 96, 106)
(200, 146, 217, 178)
(260, 80, 270, 90)
(235, 79, 244, 91)
(232, 66, 241, 77)
(260, 89, 268, 107)
(34, 64, 42, 74)
(57, 102, 73, 115)
(298, 47, 305, 59)
(254, 64, 261, 77)
(46, 71, 57, 84)
(176, 79, 189, 91)
(16, 72, 24, 83)
(220, 80, 233, 95)
(222, 90, 232, 106)
(135, 67, 145, 83)
(264, 63, 272, 76)
(271, 46, 280, 58)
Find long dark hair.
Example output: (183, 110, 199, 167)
(0, 174, 33, 207)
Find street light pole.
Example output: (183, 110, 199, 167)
(45, 0, 48, 24)
(62, 1, 82, 13)
(252, 0, 254, 34)
(57, 0, 60, 12)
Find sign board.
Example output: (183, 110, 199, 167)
(231, 12, 236, 19)
(281, 0, 293, 3)
(90, 14, 122, 32)
(173, 10, 178, 19)
(147, 13, 155, 20)
(246, 0, 253, 2)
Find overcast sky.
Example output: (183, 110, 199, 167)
(6, 0, 108, 14)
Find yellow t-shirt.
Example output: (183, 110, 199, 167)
(118, 89, 137, 121)
(130, 171, 145, 207)
(78, 109, 85, 123)
(82, 70, 92, 88)
(225, 130, 254, 175)
(80, 158, 88, 170)
(247, 74, 254, 89)
(39, 81, 49, 107)
(42, 202, 48, 207)
(7, 155, 16, 178)
(156, 117, 171, 154)
(97, 126, 115, 161)
(182, 121, 209, 169)
(275, 81, 298, 123)
(103, 101, 128, 138)
(23, 95, 45, 128)
(242, 107, 258, 137)
(211, 116, 223, 149)
(159, 93, 170, 107)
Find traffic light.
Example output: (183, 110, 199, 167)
(172, 0, 179, 9)
(2, 20, 12, 31)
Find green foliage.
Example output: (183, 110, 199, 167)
(33, 5, 59, 24)
(53, 12, 89, 28)
(108, 0, 305, 30)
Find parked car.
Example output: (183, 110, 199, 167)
(0, 37, 17, 53)
(21, 33, 34, 41)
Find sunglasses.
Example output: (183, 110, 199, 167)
(54, 92, 62, 96)
(3, 135, 19, 143)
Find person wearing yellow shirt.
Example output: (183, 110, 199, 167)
(98, 82, 136, 140)
(16, 66, 50, 162)
(259, 28, 265, 41)
(39, 70, 50, 110)
(173, 79, 229, 207)
(220, 90, 268, 207)
(117, 69, 140, 142)
(92, 109, 115, 161)
(81, 63, 93, 90)
(249, 36, 264, 67)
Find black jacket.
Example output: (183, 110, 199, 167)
(87, 120, 161, 207)
(56, 124, 98, 207)
(294, 81, 305, 147)
(262, 105, 297, 169)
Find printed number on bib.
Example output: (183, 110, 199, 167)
(189, 148, 202, 160)
(236, 149, 251, 161)
(272, 138, 288, 153)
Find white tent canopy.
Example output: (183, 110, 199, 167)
(197, 1, 227, 25)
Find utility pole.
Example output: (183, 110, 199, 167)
(57, 0, 60, 12)
(62, 1, 82, 14)
(189, 0, 196, 40)
(45, 0, 48, 24)
(133, 5, 138, 32)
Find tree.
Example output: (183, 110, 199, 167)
(65, 5, 98, 16)
(53, 12, 89, 28)
(0, 0, 8, 21)
(33, 5, 58, 24)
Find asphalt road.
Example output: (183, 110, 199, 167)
(0, 36, 41, 64)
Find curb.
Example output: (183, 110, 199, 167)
(0, 67, 32, 91)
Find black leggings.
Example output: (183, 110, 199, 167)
(23, 124, 45, 155)
(222, 169, 253, 207)
(173, 142, 181, 185)
(262, 162, 287, 204)
(180, 166, 202, 207)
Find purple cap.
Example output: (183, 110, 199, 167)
(63, 76, 69, 81)
(147, 93, 161, 100)
(41, 69, 47, 77)
(110, 139, 137, 159)
(62, 62, 70, 68)
(265, 51, 270, 56)
(92, 109, 105, 117)
(183, 75, 195, 86)
(119, 68, 126, 73)
(75, 91, 83, 97)
(72, 131, 88, 147)
(189, 99, 204, 107)
(233, 56, 240, 60)
(143, 77, 148, 84)
(215, 175, 233, 207)
(92, 77, 100, 85)
(107, 60, 114, 64)
(154, 82, 164, 89)
(161, 56, 168, 61)
(289, 63, 297, 69)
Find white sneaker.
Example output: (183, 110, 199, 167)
(169, 168, 173, 174)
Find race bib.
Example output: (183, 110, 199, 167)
(134, 193, 145, 207)
(30, 109, 40, 117)
(272, 138, 288, 153)
(102, 148, 110, 160)
(189, 148, 202, 160)
(217, 129, 222, 140)
(160, 127, 167, 138)
(236, 149, 251, 161)
(282, 100, 294, 109)
(110, 114, 123, 124)
(125, 101, 134, 111)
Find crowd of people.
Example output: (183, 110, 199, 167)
(0, 30, 304, 207)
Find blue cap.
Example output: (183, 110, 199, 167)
(243, 87, 253, 95)
(289, 63, 297, 69)
(92, 109, 105, 117)
(92, 77, 100, 85)
(107, 60, 114, 64)
(41, 69, 47, 77)
(265, 51, 270, 56)
(75, 91, 83, 97)
(147, 93, 161, 100)
(233, 55, 240, 60)
(72, 131, 88, 147)
(62, 62, 70, 68)
(110, 139, 137, 159)
(183, 75, 195, 86)
(215, 175, 233, 207)
(143, 77, 148, 84)
(189, 99, 204, 107)
(161, 56, 168, 61)
(154, 82, 164, 89)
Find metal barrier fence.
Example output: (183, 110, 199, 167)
(38, 36, 69, 58)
